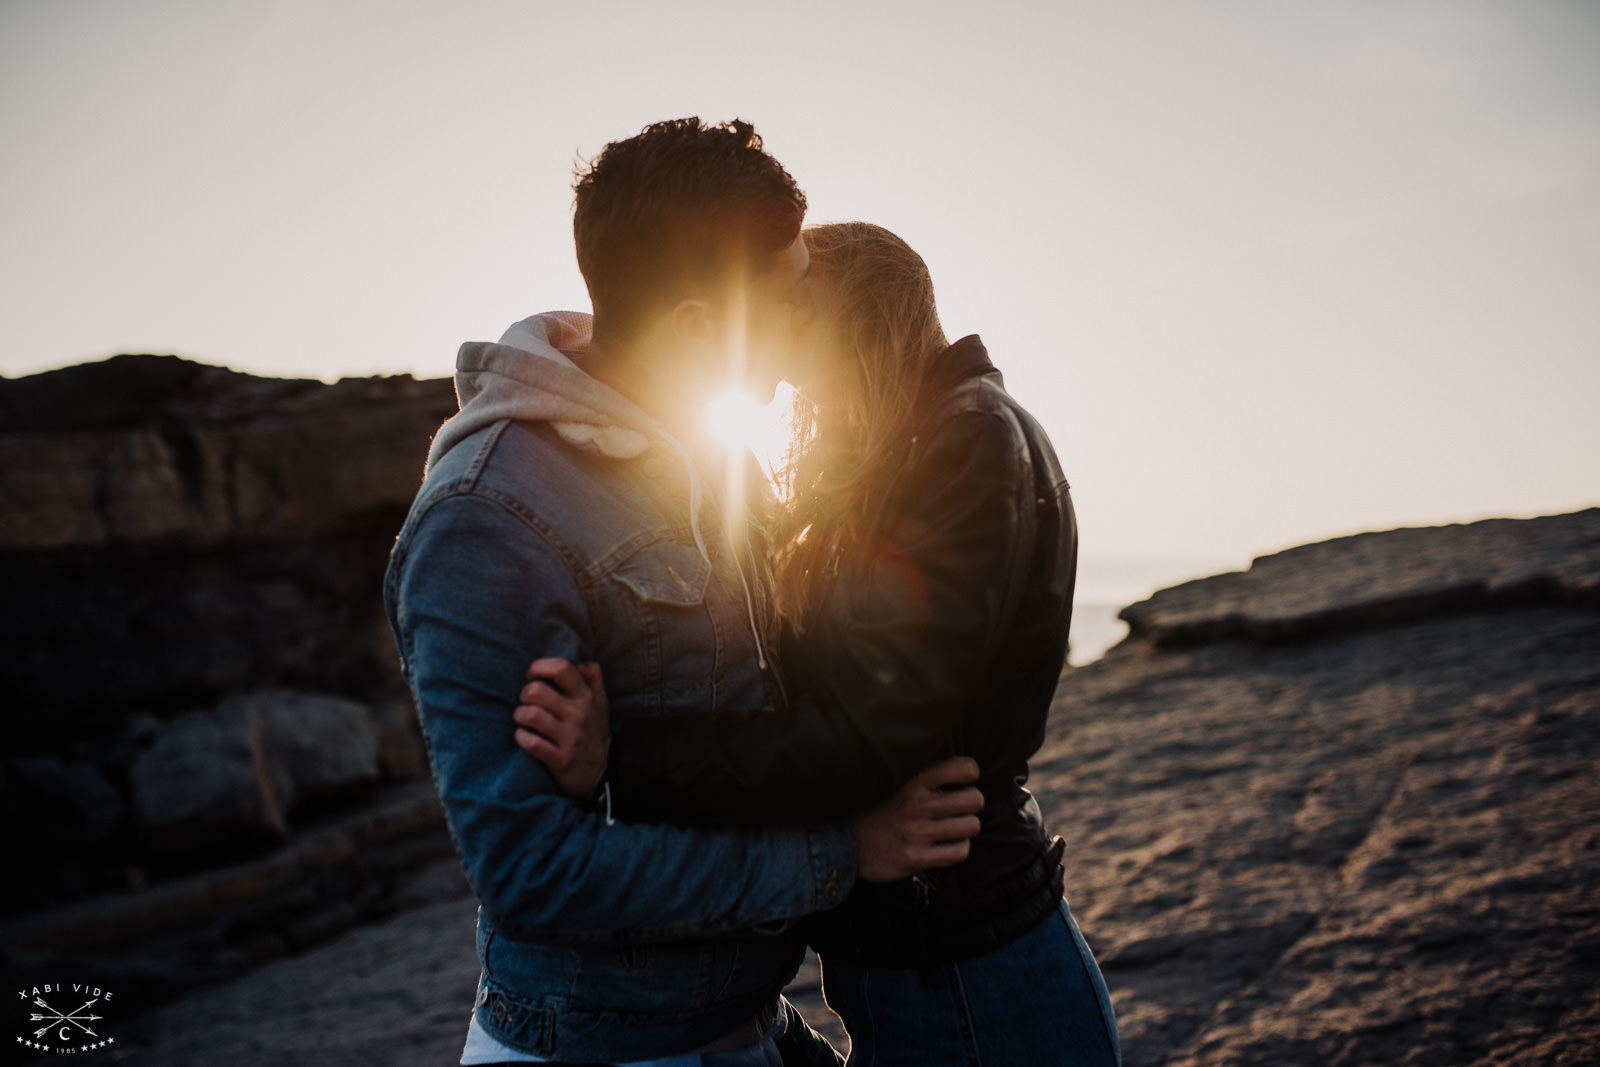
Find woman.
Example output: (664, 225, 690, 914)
(518, 222, 1120, 1066)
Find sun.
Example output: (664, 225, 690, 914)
(705, 385, 798, 478)
(707, 389, 764, 450)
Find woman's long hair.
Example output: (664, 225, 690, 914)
(772, 221, 948, 632)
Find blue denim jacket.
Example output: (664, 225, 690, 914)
(385, 415, 855, 1061)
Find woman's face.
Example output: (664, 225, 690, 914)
(784, 266, 852, 405)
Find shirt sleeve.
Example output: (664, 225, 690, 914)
(607, 407, 1036, 823)
(387, 491, 856, 943)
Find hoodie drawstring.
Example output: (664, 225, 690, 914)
(728, 539, 769, 672)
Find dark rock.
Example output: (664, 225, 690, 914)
(8, 756, 125, 842)
(127, 702, 287, 865)
(124, 689, 388, 868)
(0, 792, 457, 1059)
(0, 354, 457, 754)
(371, 692, 428, 782)
(236, 689, 382, 817)
(0, 757, 129, 912)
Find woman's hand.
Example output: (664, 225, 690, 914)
(855, 757, 984, 883)
(514, 658, 610, 800)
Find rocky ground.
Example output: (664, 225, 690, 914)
(1046, 604, 1599, 1063)
(1035, 509, 1600, 1065)
(12, 508, 1587, 1066)
(19, 859, 851, 1067)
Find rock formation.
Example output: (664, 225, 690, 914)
(1119, 508, 1600, 646)
(1, 355, 455, 910)
(1, 354, 456, 729)
(1041, 508, 1600, 1065)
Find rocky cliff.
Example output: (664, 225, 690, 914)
(1, 355, 457, 910)
(1, 353, 456, 725)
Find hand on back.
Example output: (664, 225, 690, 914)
(855, 757, 984, 883)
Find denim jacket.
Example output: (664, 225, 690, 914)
(383, 314, 855, 1061)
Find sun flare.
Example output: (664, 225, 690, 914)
(707, 389, 763, 450)
(705, 385, 797, 481)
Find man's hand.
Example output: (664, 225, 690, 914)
(513, 658, 609, 800)
(855, 757, 984, 883)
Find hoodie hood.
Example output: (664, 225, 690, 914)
(423, 310, 773, 672)
(426, 311, 657, 472)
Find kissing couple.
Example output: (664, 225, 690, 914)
(386, 117, 1120, 1067)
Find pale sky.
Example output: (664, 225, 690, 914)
(3, 0, 1596, 579)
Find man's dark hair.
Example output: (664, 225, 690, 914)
(573, 117, 807, 342)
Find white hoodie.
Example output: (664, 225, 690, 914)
(427, 311, 653, 471)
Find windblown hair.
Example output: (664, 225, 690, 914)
(773, 222, 949, 631)
(573, 118, 807, 343)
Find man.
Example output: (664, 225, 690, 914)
(384, 118, 982, 1066)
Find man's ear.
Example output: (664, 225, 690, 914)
(668, 299, 717, 349)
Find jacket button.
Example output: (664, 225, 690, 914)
(824, 870, 841, 904)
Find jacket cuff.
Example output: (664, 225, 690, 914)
(805, 819, 857, 911)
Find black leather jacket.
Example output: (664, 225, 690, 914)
(608, 336, 1078, 964)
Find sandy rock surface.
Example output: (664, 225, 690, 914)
(1044, 606, 1599, 1065)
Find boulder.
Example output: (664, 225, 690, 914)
(126, 688, 388, 868)
(233, 689, 382, 816)
(128, 702, 287, 866)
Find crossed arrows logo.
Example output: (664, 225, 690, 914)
(29, 995, 102, 1041)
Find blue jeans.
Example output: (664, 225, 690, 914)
(462, 996, 835, 1066)
(820, 900, 1120, 1066)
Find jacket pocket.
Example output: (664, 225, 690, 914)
(597, 538, 721, 716)
(609, 539, 710, 604)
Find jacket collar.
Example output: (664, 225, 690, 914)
(912, 335, 998, 428)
